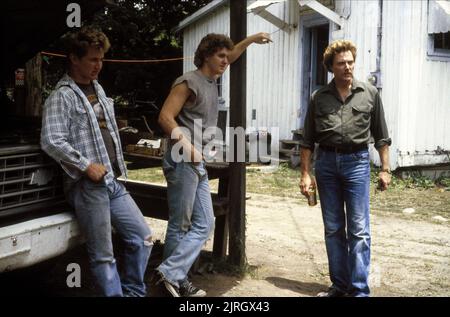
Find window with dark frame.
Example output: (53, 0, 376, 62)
(434, 32, 450, 51)
(427, 0, 450, 59)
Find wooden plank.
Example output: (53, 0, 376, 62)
(122, 181, 229, 219)
(121, 180, 230, 260)
(213, 178, 229, 258)
(252, 9, 290, 32)
(280, 139, 302, 145)
(298, 0, 344, 27)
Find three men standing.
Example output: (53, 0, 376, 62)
(41, 24, 391, 298)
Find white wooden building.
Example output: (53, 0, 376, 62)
(175, 0, 450, 172)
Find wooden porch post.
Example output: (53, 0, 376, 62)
(25, 53, 42, 117)
(228, 0, 247, 268)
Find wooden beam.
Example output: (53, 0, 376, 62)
(298, 0, 344, 27)
(248, 0, 292, 32)
(228, 0, 247, 268)
(252, 8, 290, 32)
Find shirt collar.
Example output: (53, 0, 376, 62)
(324, 78, 365, 94)
(351, 79, 365, 91)
(57, 73, 100, 92)
(195, 69, 216, 84)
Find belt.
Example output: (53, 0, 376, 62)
(319, 144, 368, 154)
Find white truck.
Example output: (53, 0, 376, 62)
(0, 0, 109, 273)
(0, 145, 83, 272)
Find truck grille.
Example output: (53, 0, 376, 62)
(0, 146, 65, 218)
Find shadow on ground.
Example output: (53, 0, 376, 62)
(265, 276, 327, 296)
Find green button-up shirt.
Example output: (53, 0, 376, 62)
(299, 78, 392, 150)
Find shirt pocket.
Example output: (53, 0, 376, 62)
(315, 102, 339, 131)
(351, 104, 371, 128)
(73, 103, 90, 130)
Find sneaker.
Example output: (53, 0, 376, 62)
(155, 271, 180, 297)
(317, 287, 347, 297)
(179, 280, 206, 297)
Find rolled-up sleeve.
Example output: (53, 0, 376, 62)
(299, 96, 316, 151)
(371, 92, 392, 149)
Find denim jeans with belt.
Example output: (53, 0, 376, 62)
(157, 151, 215, 288)
(315, 148, 371, 297)
(66, 178, 153, 297)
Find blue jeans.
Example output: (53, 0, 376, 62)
(157, 152, 215, 287)
(315, 148, 371, 297)
(66, 178, 152, 297)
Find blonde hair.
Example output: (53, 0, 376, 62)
(323, 40, 357, 72)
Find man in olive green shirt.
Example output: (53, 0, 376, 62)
(299, 40, 391, 297)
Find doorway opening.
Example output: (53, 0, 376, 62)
(299, 20, 329, 129)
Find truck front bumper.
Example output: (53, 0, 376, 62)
(0, 212, 83, 272)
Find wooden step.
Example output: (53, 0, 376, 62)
(291, 129, 304, 136)
(278, 149, 300, 157)
(279, 148, 294, 155)
(259, 156, 290, 164)
(280, 139, 302, 145)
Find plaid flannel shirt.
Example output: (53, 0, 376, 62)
(41, 74, 127, 187)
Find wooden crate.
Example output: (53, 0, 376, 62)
(125, 144, 163, 157)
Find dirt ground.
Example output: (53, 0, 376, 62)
(1, 188, 448, 297)
(146, 192, 450, 297)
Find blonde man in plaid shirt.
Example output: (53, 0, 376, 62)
(41, 27, 152, 297)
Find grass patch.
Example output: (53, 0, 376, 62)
(370, 167, 450, 220)
(246, 164, 300, 198)
(126, 163, 450, 222)
(127, 166, 166, 184)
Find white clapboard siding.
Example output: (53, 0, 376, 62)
(182, 1, 300, 141)
(179, 0, 450, 168)
(381, 0, 450, 168)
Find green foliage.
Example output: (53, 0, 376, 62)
(42, 0, 212, 130)
(436, 177, 450, 190)
(91, 0, 212, 106)
(371, 166, 449, 190)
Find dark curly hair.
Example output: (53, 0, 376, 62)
(194, 33, 234, 68)
(66, 26, 110, 61)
